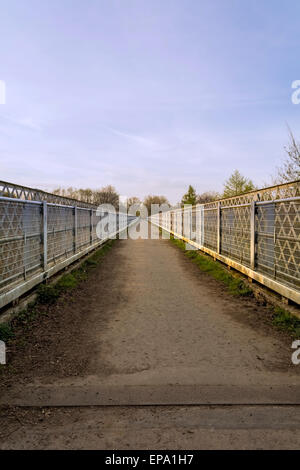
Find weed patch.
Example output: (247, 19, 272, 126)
(0, 240, 115, 342)
(37, 284, 59, 304)
(272, 307, 300, 337)
(56, 273, 78, 290)
(36, 241, 115, 305)
(0, 323, 14, 342)
(171, 236, 252, 297)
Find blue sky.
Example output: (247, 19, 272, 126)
(0, 0, 300, 203)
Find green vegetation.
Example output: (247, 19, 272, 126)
(223, 170, 256, 198)
(37, 240, 114, 304)
(272, 307, 300, 337)
(37, 284, 60, 304)
(170, 236, 252, 297)
(0, 323, 14, 342)
(179, 171, 257, 208)
(179, 186, 219, 206)
(0, 240, 115, 342)
(170, 234, 300, 336)
(181, 185, 197, 206)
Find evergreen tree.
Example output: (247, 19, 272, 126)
(223, 170, 255, 198)
(181, 185, 197, 206)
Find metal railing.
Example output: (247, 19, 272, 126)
(0, 180, 96, 208)
(0, 186, 138, 310)
(150, 180, 300, 305)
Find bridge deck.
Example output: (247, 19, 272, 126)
(0, 228, 299, 448)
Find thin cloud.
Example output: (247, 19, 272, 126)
(105, 126, 156, 148)
(1, 114, 42, 131)
(17, 117, 42, 131)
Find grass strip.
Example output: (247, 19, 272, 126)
(0, 240, 115, 342)
(170, 235, 253, 297)
(170, 234, 300, 336)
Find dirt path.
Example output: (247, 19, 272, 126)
(0, 226, 299, 448)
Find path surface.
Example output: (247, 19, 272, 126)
(0, 225, 299, 448)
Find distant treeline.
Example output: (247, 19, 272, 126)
(52, 128, 299, 211)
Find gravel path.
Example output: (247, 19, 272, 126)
(0, 227, 299, 448)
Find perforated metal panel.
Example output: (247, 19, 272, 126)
(150, 180, 300, 300)
(221, 205, 251, 266)
(0, 200, 42, 291)
(274, 200, 300, 289)
(203, 208, 218, 251)
(47, 205, 74, 266)
(0, 194, 137, 306)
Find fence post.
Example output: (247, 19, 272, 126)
(198, 205, 204, 247)
(217, 202, 221, 254)
(74, 206, 77, 253)
(250, 200, 256, 270)
(42, 201, 47, 270)
(90, 209, 93, 244)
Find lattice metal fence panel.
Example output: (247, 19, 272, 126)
(174, 211, 182, 235)
(203, 208, 218, 251)
(149, 180, 300, 301)
(191, 208, 197, 235)
(221, 205, 251, 266)
(171, 212, 175, 232)
(47, 205, 74, 267)
(77, 208, 91, 250)
(256, 200, 300, 289)
(92, 211, 101, 242)
(274, 200, 300, 289)
(256, 203, 275, 278)
(0, 194, 137, 308)
(0, 200, 42, 291)
(274, 200, 300, 287)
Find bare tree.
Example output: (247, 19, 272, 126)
(127, 196, 141, 207)
(52, 185, 119, 208)
(143, 195, 170, 215)
(94, 185, 119, 208)
(276, 128, 300, 183)
(78, 188, 93, 203)
(196, 191, 220, 204)
(53, 186, 79, 199)
(125, 197, 142, 216)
